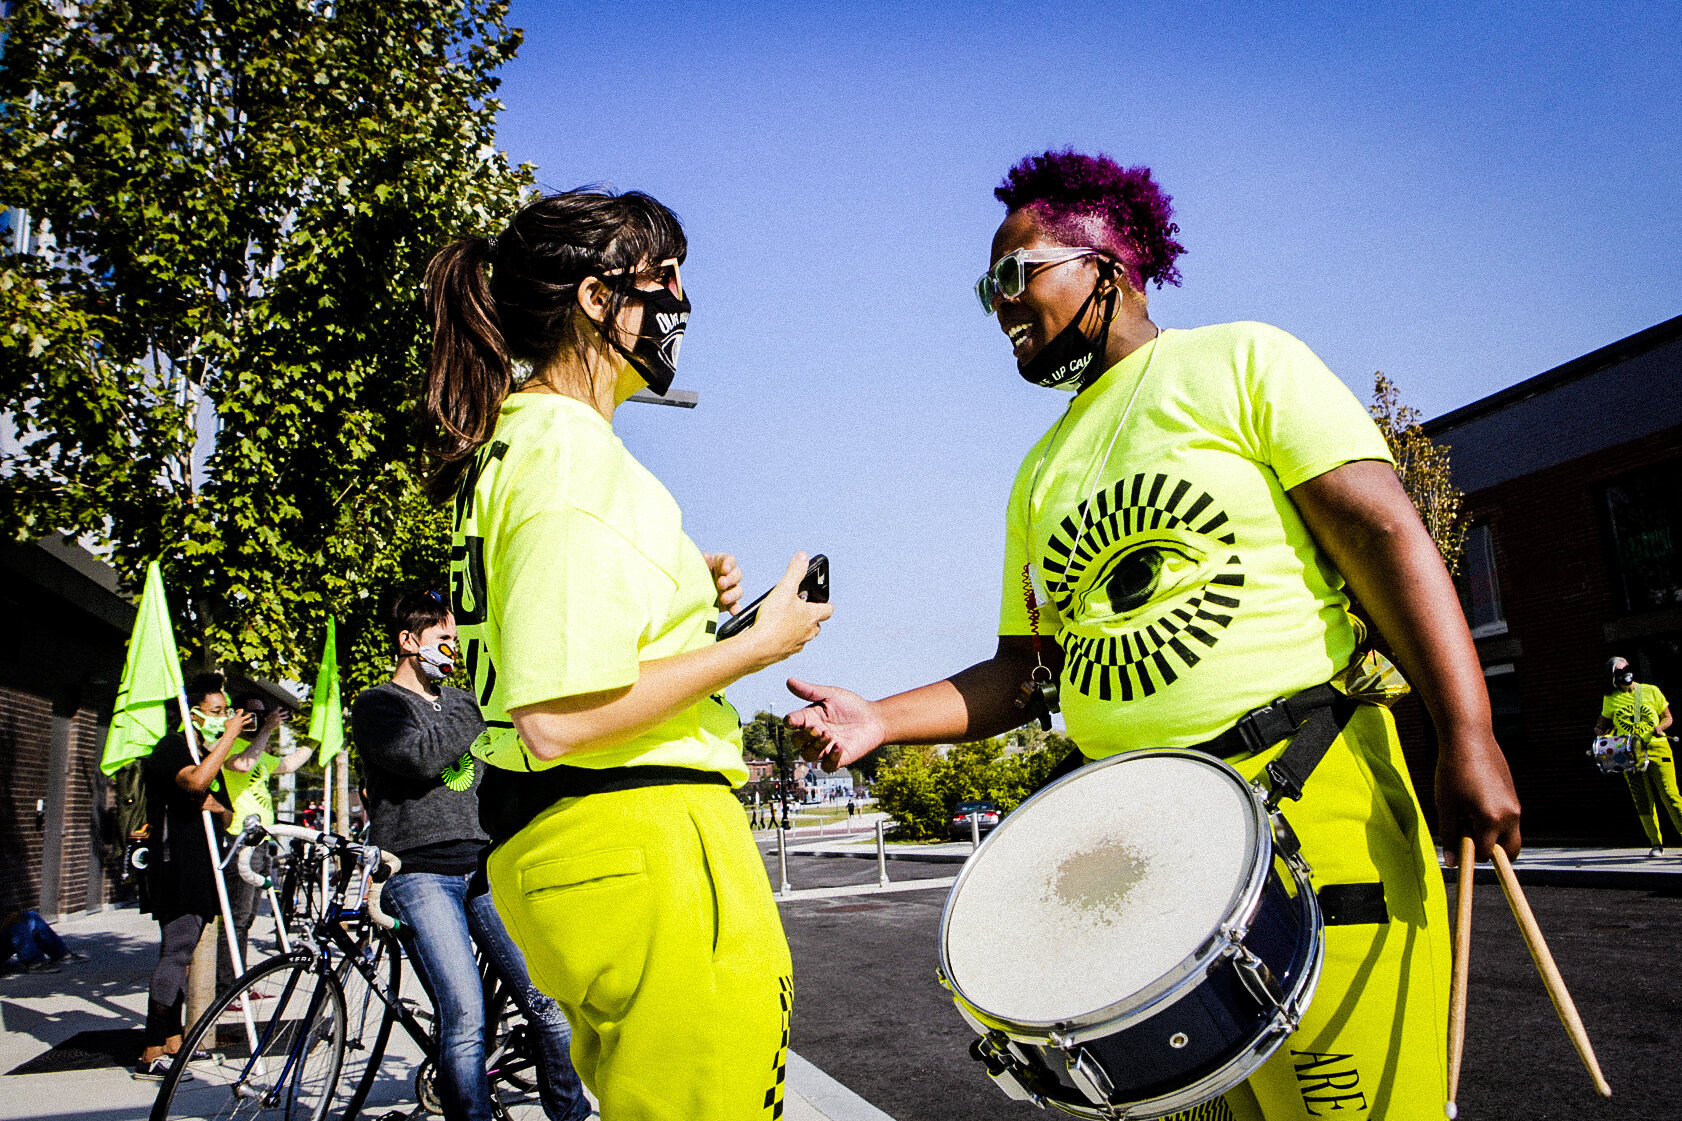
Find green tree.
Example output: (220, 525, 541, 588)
(871, 744, 946, 840)
(0, 0, 532, 687)
(873, 734, 1071, 840)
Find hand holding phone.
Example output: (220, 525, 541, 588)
(716, 554, 829, 643)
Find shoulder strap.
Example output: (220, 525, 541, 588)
(1265, 690, 1359, 806)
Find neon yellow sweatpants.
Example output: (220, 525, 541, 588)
(1625, 744, 1682, 847)
(487, 782, 793, 1121)
(1166, 704, 1453, 1120)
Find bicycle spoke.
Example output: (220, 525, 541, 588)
(153, 956, 346, 1121)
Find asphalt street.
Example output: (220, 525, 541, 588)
(767, 847, 1682, 1121)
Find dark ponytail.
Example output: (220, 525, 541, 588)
(419, 188, 687, 501)
(422, 236, 510, 499)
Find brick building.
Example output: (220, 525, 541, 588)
(1393, 313, 1682, 842)
(0, 536, 134, 919)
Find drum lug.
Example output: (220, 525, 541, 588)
(1064, 1047, 1119, 1112)
(970, 1035, 1044, 1106)
(1234, 946, 1286, 1011)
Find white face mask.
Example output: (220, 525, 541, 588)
(417, 640, 458, 681)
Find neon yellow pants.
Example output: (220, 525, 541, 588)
(488, 782, 793, 1120)
(1166, 704, 1452, 1120)
(1625, 745, 1682, 847)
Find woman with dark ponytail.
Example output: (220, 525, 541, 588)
(423, 188, 831, 1120)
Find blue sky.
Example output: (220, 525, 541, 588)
(493, 0, 1682, 717)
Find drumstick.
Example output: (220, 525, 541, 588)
(1491, 847, 1612, 1098)
(1445, 835, 1474, 1119)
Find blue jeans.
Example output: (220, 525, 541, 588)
(384, 872, 589, 1121)
(3, 911, 68, 967)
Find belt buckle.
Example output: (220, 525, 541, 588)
(1237, 699, 1289, 755)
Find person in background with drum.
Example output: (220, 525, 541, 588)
(1595, 656, 1678, 858)
(789, 150, 1521, 1120)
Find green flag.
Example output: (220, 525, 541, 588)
(309, 617, 344, 764)
(101, 562, 185, 776)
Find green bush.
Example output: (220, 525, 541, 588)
(873, 731, 1073, 841)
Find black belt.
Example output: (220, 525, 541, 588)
(479, 763, 729, 846)
(1041, 682, 1357, 805)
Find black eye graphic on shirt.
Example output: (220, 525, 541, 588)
(1040, 472, 1244, 702)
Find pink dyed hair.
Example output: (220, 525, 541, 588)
(995, 150, 1186, 290)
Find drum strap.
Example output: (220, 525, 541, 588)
(1205, 682, 1359, 806)
(1036, 682, 1360, 802)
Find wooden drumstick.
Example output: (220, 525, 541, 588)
(1491, 846, 1613, 1098)
(1445, 835, 1474, 1119)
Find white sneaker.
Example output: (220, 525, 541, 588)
(133, 1057, 194, 1082)
(1648, 846, 1664, 859)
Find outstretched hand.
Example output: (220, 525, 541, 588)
(785, 678, 888, 772)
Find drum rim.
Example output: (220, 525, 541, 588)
(938, 747, 1275, 1038)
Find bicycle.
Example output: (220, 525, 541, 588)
(150, 822, 558, 1121)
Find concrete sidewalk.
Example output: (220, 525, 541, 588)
(0, 906, 895, 1121)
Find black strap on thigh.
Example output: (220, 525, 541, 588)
(480, 763, 729, 847)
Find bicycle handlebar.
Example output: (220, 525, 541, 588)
(227, 822, 403, 932)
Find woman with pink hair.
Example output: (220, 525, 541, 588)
(790, 150, 1521, 1118)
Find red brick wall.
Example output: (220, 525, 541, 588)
(1395, 424, 1682, 842)
(0, 686, 52, 914)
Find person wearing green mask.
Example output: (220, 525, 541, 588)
(136, 672, 253, 1081)
(216, 691, 313, 996)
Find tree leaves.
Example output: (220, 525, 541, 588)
(1369, 372, 1467, 575)
(0, 0, 532, 690)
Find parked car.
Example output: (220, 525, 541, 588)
(950, 801, 1001, 839)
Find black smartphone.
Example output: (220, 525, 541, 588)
(716, 554, 829, 642)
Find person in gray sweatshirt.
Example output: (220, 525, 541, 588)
(353, 590, 587, 1121)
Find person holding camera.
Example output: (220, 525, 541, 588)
(353, 590, 588, 1121)
(135, 673, 250, 1081)
(421, 188, 830, 1120)
(216, 691, 313, 996)
(1596, 656, 1679, 857)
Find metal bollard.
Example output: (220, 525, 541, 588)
(778, 822, 792, 897)
(876, 819, 890, 888)
(971, 809, 981, 850)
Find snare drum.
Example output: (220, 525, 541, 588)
(1589, 735, 1639, 774)
(938, 749, 1324, 1117)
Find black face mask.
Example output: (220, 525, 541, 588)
(1018, 281, 1118, 392)
(1612, 668, 1635, 690)
(604, 287, 691, 396)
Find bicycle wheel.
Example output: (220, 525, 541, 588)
(333, 925, 401, 1121)
(151, 951, 347, 1121)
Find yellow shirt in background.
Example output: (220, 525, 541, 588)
(1602, 685, 1670, 746)
(222, 749, 279, 834)
(451, 393, 746, 784)
(999, 321, 1394, 757)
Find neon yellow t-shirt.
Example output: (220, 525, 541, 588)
(998, 322, 1394, 757)
(222, 749, 279, 834)
(1601, 685, 1670, 746)
(451, 393, 746, 784)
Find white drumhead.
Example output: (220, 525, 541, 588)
(943, 753, 1260, 1024)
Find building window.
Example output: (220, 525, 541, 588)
(1458, 522, 1506, 637)
(1483, 663, 1524, 755)
(1604, 462, 1682, 613)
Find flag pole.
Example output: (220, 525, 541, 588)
(177, 689, 259, 1052)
